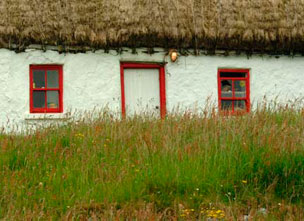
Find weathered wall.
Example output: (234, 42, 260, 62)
(0, 48, 303, 130)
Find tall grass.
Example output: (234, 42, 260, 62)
(0, 106, 304, 220)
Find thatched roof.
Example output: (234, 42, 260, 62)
(1, 0, 304, 53)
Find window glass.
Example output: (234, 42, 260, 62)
(220, 72, 247, 78)
(47, 91, 59, 108)
(47, 70, 59, 88)
(234, 100, 246, 111)
(33, 70, 45, 88)
(221, 100, 233, 110)
(234, 80, 246, 98)
(33, 91, 45, 108)
(221, 80, 232, 97)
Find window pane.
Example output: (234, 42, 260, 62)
(33, 91, 45, 108)
(33, 70, 45, 88)
(47, 70, 59, 88)
(221, 100, 232, 111)
(47, 91, 59, 108)
(221, 80, 232, 97)
(234, 100, 246, 111)
(220, 72, 247, 78)
(234, 80, 246, 98)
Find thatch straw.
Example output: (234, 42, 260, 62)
(0, 0, 304, 53)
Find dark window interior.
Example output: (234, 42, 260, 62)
(220, 72, 247, 78)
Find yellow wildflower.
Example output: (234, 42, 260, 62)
(75, 133, 85, 138)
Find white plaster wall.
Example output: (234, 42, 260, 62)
(0, 48, 303, 130)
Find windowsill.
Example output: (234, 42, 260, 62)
(24, 113, 71, 121)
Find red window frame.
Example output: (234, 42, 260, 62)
(217, 69, 250, 113)
(30, 65, 63, 113)
(120, 62, 166, 119)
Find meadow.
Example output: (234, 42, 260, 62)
(0, 105, 304, 220)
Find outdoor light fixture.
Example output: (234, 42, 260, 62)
(169, 49, 178, 62)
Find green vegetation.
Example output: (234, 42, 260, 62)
(0, 107, 304, 220)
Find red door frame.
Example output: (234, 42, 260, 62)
(217, 68, 250, 113)
(120, 62, 166, 118)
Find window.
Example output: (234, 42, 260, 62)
(218, 69, 250, 113)
(30, 65, 63, 113)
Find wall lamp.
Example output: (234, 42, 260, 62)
(169, 49, 178, 62)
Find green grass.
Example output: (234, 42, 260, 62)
(0, 107, 304, 220)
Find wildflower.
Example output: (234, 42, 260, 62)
(39, 182, 43, 187)
(242, 180, 248, 184)
(202, 208, 225, 219)
(181, 209, 194, 216)
(196, 188, 199, 191)
(75, 133, 84, 138)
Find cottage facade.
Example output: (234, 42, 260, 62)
(0, 0, 303, 128)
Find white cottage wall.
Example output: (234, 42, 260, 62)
(0, 48, 303, 130)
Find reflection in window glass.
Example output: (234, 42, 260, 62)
(33, 91, 45, 108)
(47, 70, 59, 88)
(47, 91, 59, 108)
(221, 100, 232, 110)
(33, 70, 45, 88)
